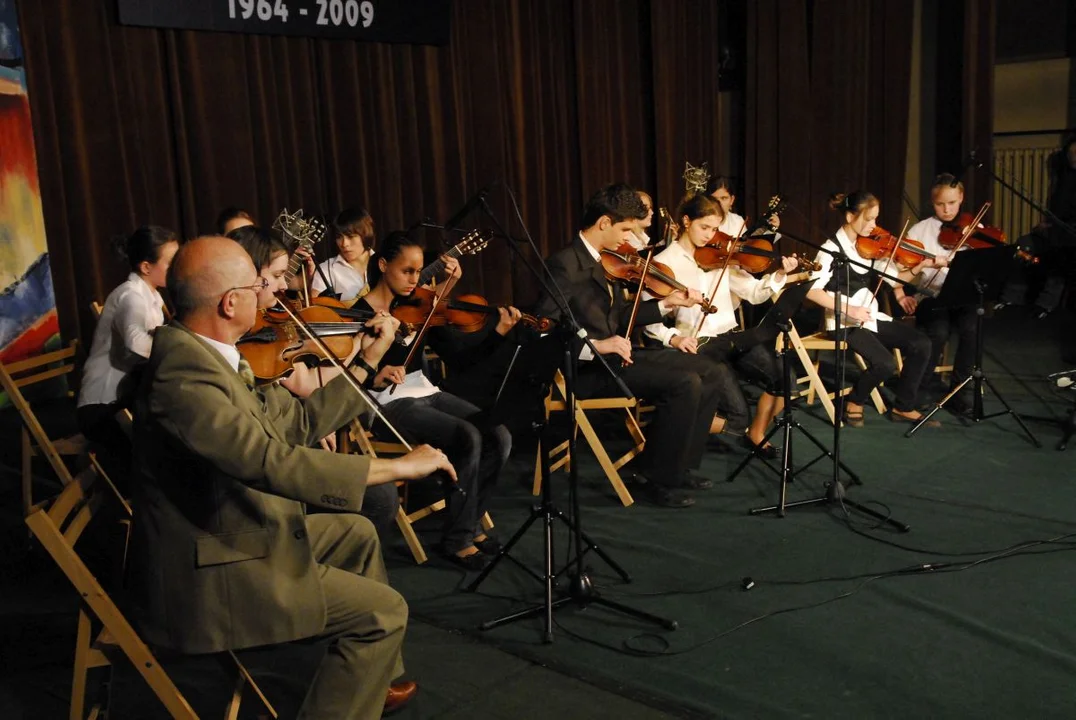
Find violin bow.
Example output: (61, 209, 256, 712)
(391, 273, 459, 395)
(274, 299, 414, 449)
(922, 202, 991, 290)
(691, 225, 742, 338)
(623, 247, 656, 342)
(867, 218, 911, 310)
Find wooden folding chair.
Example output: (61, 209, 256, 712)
(786, 323, 887, 422)
(0, 341, 87, 519)
(532, 370, 644, 507)
(25, 455, 277, 720)
(343, 420, 493, 564)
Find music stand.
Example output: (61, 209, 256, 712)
(728, 282, 905, 527)
(906, 245, 1041, 446)
(465, 329, 676, 641)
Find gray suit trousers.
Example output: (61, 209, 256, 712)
(297, 513, 407, 720)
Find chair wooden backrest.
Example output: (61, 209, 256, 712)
(26, 455, 276, 720)
(344, 419, 493, 564)
(532, 369, 645, 507)
(0, 340, 86, 518)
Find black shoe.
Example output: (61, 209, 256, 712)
(639, 482, 695, 508)
(439, 547, 491, 571)
(679, 472, 713, 490)
(473, 536, 503, 555)
(741, 435, 779, 460)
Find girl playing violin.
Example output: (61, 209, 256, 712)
(311, 205, 375, 303)
(904, 174, 976, 410)
(806, 192, 940, 427)
(78, 226, 180, 485)
(229, 226, 405, 537)
(353, 231, 514, 570)
(644, 193, 799, 456)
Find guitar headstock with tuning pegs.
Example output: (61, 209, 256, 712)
(763, 195, 787, 225)
(274, 208, 327, 283)
(417, 229, 493, 287)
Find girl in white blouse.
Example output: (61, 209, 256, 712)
(806, 191, 940, 427)
(311, 206, 375, 303)
(77, 226, 179, 473)
(645, 193, 798, 455)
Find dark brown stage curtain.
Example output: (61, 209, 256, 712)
(745, 0, 914, 255)
(18, 0, 919, 354)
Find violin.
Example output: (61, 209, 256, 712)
(692, 232, 778, 273)
(391, 287, 555, 334)
(855, 227, 935, 270)
(599, 244, 718, 313)
(938, 213, 1006, 250)
(239, 304, 398, 380)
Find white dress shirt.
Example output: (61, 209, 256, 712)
(906, 216, 968, 296)
(644, 241, 784, 345)
(719, 212, 747, 238)
(78, 273, 166, 407)
(312, 256, 367, 302)
(195, 333, 242, 372)
(809, 228, 892, 333)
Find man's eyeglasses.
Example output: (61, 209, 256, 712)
(221, 277, 269, 300)
(223, 277, 269, 294)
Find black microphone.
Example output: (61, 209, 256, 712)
(964, 150, 983, 171)
(444, 181, 500, 230)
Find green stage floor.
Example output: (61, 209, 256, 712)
(3, 305, 1075, 719)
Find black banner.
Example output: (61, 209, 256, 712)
(117, 0, 450, 45)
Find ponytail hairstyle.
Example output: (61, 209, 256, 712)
(226, 225, 289, 273)
(675, 192, 725, 227)
(111, 225, 179, 274)
(828, 191, 879, 219)
(368, 230, 424, 289)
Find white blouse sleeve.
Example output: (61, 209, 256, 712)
(113, 289, 158, 359)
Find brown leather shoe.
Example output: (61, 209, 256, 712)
(384, 680, 418, 715)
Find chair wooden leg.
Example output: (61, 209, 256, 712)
(790, 335, 837, 425)
(854, 354, 888, 414)
(22, 428, 33, 518)
(26, 511, 199, 720)
(396, 506, 428, 564)
(71, 609, 94, 720)
(219, 651, 278, 720)
(574, 408, 634, 507)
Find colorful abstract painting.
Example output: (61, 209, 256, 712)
(0, 0, 58, 373)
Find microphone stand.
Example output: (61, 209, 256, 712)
(750, 228, 910, 532)
(465, 185, 676, 642)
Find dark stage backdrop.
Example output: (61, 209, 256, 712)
(16, 0, 990, 350)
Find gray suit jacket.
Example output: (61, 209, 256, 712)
(130, 322, 371, 653)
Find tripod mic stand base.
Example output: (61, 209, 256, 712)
(751, 479, 911, 532)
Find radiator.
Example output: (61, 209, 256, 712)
(992, 146, 1054, 243)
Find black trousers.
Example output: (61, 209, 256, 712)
(697, 328, 782, 434)
(915, 299, 977, 382)
(76, 403, 132, 494)
(576, 348, 725, 486)
(842, 320, 932, 412)
(378, 392, 510, 553)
